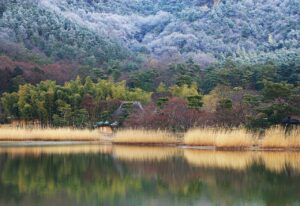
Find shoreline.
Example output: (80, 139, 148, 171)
(1, 141, 300, 152)
(0, 141, 105, 147)
(0, 127, 299, 152)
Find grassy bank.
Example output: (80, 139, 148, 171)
(183, 128, 255, 149)
(1, 126, 300, 150)
(183, 127, 300, 150)
(113, 127, 300, 150)
(0, 128, 101, 141)
(261, 127, 300, 149)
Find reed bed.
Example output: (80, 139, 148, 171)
(0, 127, 101, 141)
(0, 145, 113, 157)
(113, 129, 179, 145)
(184, 128, 256, 149)
(1, 126, 300, 150)
(261, 127, 300, 149)
(183, 128, 216, 146)
(112, 145, 180, 161)
(215, 129, 256, 148)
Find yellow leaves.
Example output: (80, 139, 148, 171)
(156, 82, 167, 93)
(169, 83, 199, 98)
(94, 79, 151, 103)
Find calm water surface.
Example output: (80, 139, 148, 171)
(0, 144, 300, 206)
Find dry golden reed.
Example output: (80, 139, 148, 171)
(0, 127, 102, 141)
(261, 127, 300, 148)
(184, 128, 256, 148)
(112, 145, 180, 161)
(1, 126, 299, 149)
(183, 128, 216, 146)
(113, 129, 179, 145)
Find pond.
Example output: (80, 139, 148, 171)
(0, 144, 299, 206)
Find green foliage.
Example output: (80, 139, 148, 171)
(218, 98, 233, 110)
(199, 58, 300, 93)
(169, 60, 201, 87)
(262, 81, 294, 100)
(1, 92, 19, 119)
(1, 79, 151, 127)
(244, 82, 298, 129)
(156, 97, 169, 108)
(10, 75, 26, 92)
(187, 95, 203, 110)
(246, 113, 270, 130)
(128, 70, 158, 91)
(262, 103, 292, 124)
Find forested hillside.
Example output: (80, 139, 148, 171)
(1, 0, 299, 64)
(34, 0, 300, 62)
(0, 0, 129, 65)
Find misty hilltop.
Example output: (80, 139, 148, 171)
(0, 0, 299, 66)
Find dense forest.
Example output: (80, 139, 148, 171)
(0, 0, 299, 130)
(1, 58, 299, 130)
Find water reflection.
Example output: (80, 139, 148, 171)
(0, 144, 112, 156)
(184, 149, 300, 173)
(113, 145, 181, 161)
(0, 145, 299, 206)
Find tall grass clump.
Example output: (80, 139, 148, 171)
(113, 129, 179, 145)
(183, 128, 216, 146)
(184, 128, 256, 149)
(261, 127, 300, 149)
(0, 127, 101, 141)
(214, 129, 256, 149)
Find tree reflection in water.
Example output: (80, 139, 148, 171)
(0, 145, 300, 206)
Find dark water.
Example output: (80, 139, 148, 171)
(0, 145, 300, 206)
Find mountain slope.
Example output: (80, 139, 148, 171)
(37, 0, 300, 62)
(0, 0, 299, 72)
(0, 0, 130, 66)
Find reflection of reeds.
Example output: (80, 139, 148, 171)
(113, 129, 179, 145)
(184, 149, 255, 170)
(261, 127, 300, 148)
(0, 145, 113, 157)
(184, 128, 256, 148)
(184, 149, 300, 173)
(259, 152, 300, 173)
(0, 128, 101, 141)
(113, 145, 180, 161)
